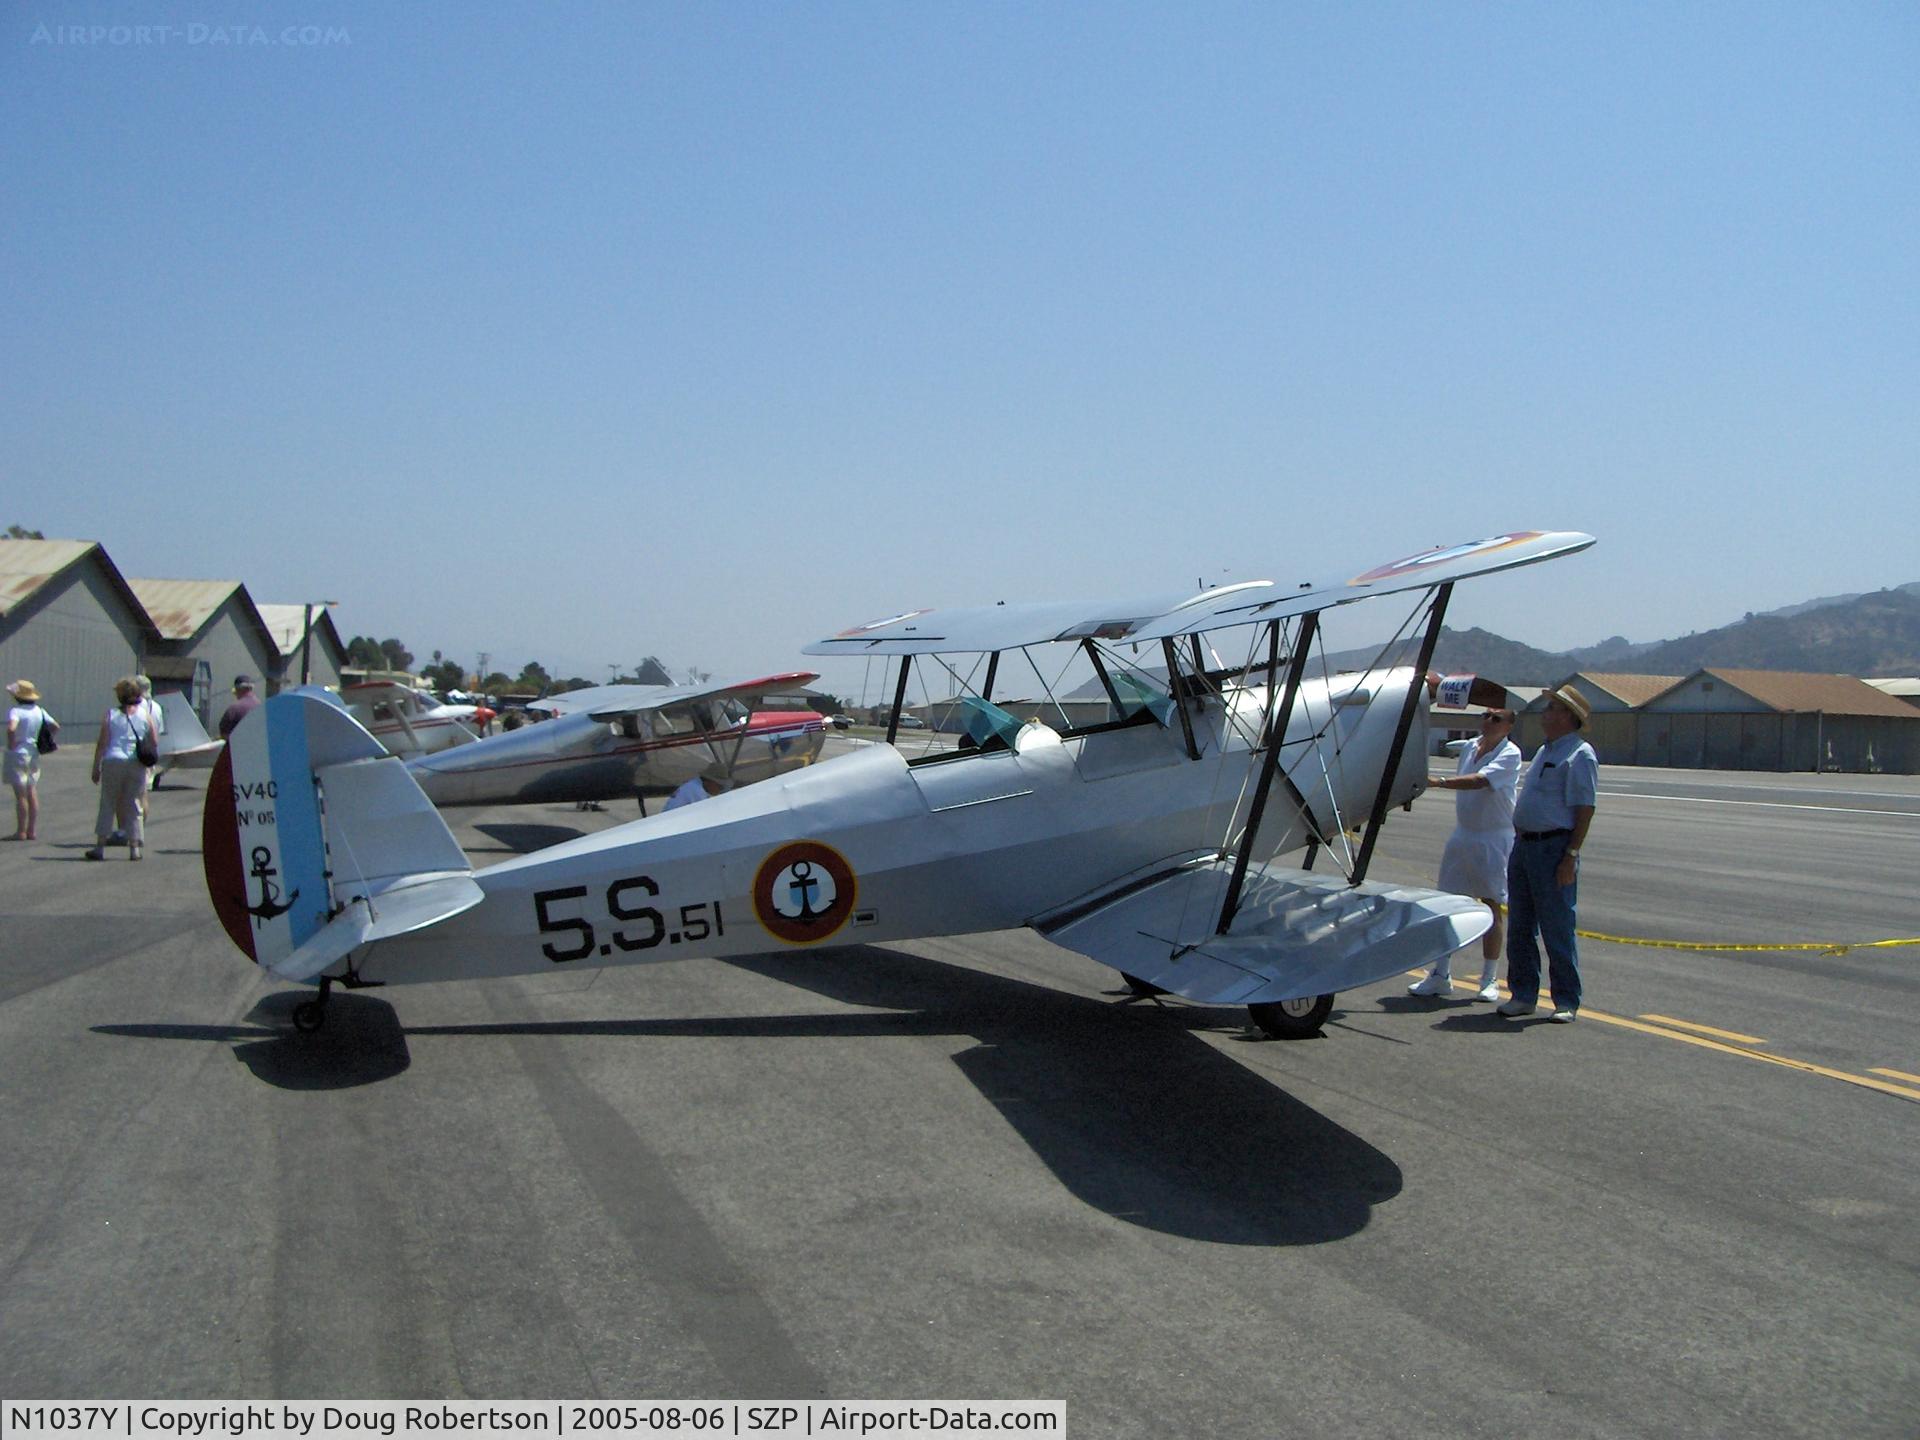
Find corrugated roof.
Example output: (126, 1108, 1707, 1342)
(0, 538, 100, 615)
(126, 578, 245, 641)
(254, 603, 336, 658)
(1565, 672, 1685, 707)
(1688, 668, 1920, 719)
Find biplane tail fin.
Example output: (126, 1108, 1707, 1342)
(1035, 859, 1490, 1005)
(204, 693, 483, 981)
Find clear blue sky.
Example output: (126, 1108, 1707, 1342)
(7, 2, 1916, 701)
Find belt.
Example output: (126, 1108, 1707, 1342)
(1516, 828, 1572, 841)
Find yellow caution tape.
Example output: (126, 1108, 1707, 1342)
(1486, 903, 1920, 957)
(1573, 930, 1920, 957)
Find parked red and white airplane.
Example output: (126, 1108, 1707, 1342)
(202, 529, 1592, 1038)
(403, 673, 827, 808)
(339, 681, 494, 758)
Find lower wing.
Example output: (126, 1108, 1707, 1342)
(1034, 859, 1490, 1004)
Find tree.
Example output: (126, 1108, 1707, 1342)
(379, 638, 414, 673)
(346, 635, 385, 669)
(421, 651, 465, 694)
(514, 660, 552, 694)
(6, 524, 45, 540)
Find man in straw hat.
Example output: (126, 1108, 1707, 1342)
(1499, 682, 1598, 1023)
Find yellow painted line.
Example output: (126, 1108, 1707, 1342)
(1586, 1010, 1920, 1104)
(1396, 970, 1920, 1104)
(1869, 1068, 1920, 1086)
(1637, 1014, 1767, 1045)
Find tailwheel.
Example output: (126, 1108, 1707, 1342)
(1247, 993, 1335, 1039)
(291, 977, 332, 1034)
(1121, 973, 1166, 998)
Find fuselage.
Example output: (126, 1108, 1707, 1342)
(406, 710, 828, 806)
(348, 670, 1428, 988)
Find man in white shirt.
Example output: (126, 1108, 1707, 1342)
(665, 772, 730, 811)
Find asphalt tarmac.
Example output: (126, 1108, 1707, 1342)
(1, 745, 1914, 1438)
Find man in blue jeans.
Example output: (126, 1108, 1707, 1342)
(1499, 683, 1598, 1023)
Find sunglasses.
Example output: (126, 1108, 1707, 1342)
(1480, 713, 1512, 724)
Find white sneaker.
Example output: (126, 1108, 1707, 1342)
(1496, 998, 1537, 1018)
(1408, 973, 1453, 997)
(1550, 1007, 1578, 1023)
(1476, 979, 1502, 1003)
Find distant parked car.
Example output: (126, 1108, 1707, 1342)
(827, 714, 854, 730)
(897, 715, 927, 729)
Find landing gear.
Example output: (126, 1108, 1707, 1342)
(291, 977, 332, 1034)
(1120, 972, 1167, 998)
(1247, 993, 1335, 1039)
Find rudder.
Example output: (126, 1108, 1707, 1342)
(204, 694, 481, 980)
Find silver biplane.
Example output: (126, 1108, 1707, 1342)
(202, 530, 1592, 1037)
(402, 673, 828, 808)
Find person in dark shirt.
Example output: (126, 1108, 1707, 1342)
(218, 675, 261, 740)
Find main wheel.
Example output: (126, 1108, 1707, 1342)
(1247, 993, 1335, 1039)
(291, 1000, 327, 1034)
(1120, 972, 1166, 998)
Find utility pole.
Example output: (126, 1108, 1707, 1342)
(300, 600, 337, 685)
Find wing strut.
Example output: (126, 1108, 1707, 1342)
(982, 652, 1000, 703)
(885, 656, 913, 746)
(1160, 639, 1201, 761)
(1216, 610, 1318, 934)
(1348, 582, 1452, 886)
(1083, 640, 1121, 709)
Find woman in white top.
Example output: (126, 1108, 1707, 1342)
(1410, 706, 1523, 1001)
(89, 676, 153, 860)
(6, 677, 50, 841)
(134, 674, 164, 819)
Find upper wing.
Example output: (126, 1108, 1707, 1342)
(340, 680, 407, 703)
(804, 530, 1594, 655)
(531, 671, 820, 723)
(801, 593, 1194, 657)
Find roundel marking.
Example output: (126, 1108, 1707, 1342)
(1348, 531, 1544, 587)
(752, 841, 858, 945)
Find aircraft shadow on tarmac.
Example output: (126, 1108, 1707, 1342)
(470, 822, 589, 855)
(401, 944, 1402, 1247)
(93, 990, 412, 1091)
(92, 944, 1403, 1244)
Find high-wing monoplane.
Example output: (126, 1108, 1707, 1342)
(202, 529, 1593, 1038)
(339, 680, 493, 758)
(402, 673, 828, 808)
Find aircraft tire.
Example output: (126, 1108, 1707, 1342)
(1121, 973, 1166, 998)
(292, 1000, 327, 1034)
(1247, 993, 1334, 1039)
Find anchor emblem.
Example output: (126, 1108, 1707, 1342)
(782, 859, 830, 923)
(753, 841, 856, 945)
(245, 845, 300, 926)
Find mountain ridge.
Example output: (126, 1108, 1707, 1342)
(1330, 586, 1920, 687)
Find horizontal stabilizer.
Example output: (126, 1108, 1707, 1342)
(267, 873, 484, 980)
(1036, 860, 1491, 1005)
